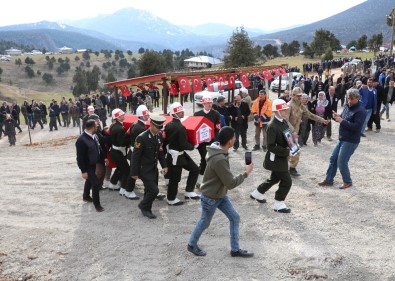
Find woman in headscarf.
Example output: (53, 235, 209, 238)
(310, 91, 331, 146)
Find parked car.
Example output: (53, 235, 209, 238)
(270, 72, 303, 91)
(194, 80, 244, 105)
(0, 56, 10, 61)
(340, 59, 362, 71)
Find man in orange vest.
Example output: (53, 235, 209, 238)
(251, 89, 272, 151)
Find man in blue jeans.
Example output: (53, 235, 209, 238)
(359, 78, 377, 137)
(187, 126, 254, 257)
(318, 88, 366, 189)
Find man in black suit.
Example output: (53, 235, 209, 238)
(325, 85, 338, 141)
(228, 94, 251, 151)
(75, 119, 105, 212)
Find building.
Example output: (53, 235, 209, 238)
(184, 56, 223, 69)
(5, 48, 22, 56)
(58, 46, 73, 54)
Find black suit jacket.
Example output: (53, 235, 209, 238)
(325, 93, 338, 113)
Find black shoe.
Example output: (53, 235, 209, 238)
(249, 195, 266, 204)
(252, 145, 260, 151)
(187, 244, 206, 256)
(289, 168, 301, 177)
(275, 208, 291, 213)
(262, 145, 267, 152)
(83, 196, 93, 202)
(230, 249, 254, 258)
(232, 148, 238, 152)
(95, 205, 104, 212)
(141, 210, 156, 219)
(361, 133, 366, 137)
(243, 146, 249, 150)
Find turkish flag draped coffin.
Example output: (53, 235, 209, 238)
(177, 76, 192, 94)
(119, 85, 131, 97)
(239, 72, 250, 87)
(228, 74, 236, 89)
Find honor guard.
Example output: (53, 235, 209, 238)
(109, 109, 132, 194)
(164, 103, 200, 206)
(131, 114, 167, 219)
(193, 94, 221, 187)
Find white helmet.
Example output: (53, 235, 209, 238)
(272, 99, 289, 112)
(201, 93, 213, 104)
(136, 105, 149, 117)
(112, 108, 125, 119)
(169, 102, 184, 115)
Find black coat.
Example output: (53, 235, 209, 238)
(75, 132, 103, 173)
(228, 101, 251, 127)
(325, 93, 339, 113)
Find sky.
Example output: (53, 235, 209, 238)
(0, 0, 367, 30)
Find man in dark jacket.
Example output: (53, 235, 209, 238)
(75, 119, 104, 212)
(250, 99, 294, 213)
(318, 88, 366, 189)
(228, 94, 250, 151)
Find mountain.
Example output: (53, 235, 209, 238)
(0, 0, 393, 55)
(252, 0, 394, 45)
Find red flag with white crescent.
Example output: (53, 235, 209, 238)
(119, 85, 131, 97)
(262, 71, 274, 81)
(217, 74, 226, 91)
(191, 76, 202, 92)
(228, 74, 236, 89)
(239, 72, 250, 87)
(279, 68, 287, 75)
(170, 82, 178, 95)
(177, 76, 191, 94)
(205, 75, 215, 91)
(272, 69, 282, 76)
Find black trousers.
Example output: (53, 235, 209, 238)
(197, 143, 209, 175)
(83, 165, 101, 207)
(167, 154, 199, 200)
(367, 112, 381, 130)
(233, 123, 248, 149)
(109, 149, 130, 189)
(139, 172, 159, 212)
(32, 119, 43, 129)
(326, 120, 332, 138)
(49, 116, 58, 131)
(257, 171, 292, 201)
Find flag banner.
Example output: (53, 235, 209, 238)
(239, 72, 250, 87)
(228, 74, 236, 89)
(262, 71, 274, 80)
(191, 76, 203, 92)
(217, 74, 226, 91)
(170, 82, 178, 95)
(119, 85, 131, 97)
(205, 75, 215, 92)
(177, 76, 192, 94)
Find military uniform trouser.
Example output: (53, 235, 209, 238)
(139, 172, 159, 212)
(257, 171, 292, 201)
(167, 154, 199, 201)
(109, 149, 130, 189)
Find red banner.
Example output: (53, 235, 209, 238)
(170, 82, 178, 95)
(228, 74, 236, 89)
(177, 76, 192, 94)
(262, 71, 274, 81)
(239, 72, 250, 87)
(191, 76, 202, 92)
(279, 68, 287, 75)
(272, 69, 282, 76)
(217, 74, 226, 91)
(119, 85, 131, 97)
(205, 75, 215, 92)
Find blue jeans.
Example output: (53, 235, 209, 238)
(188, 194, 240, 252)
(380, 102, 390, 119)
(325, 140, 359, 184)
(361, 108, 372, 134)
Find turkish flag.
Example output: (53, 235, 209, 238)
(279, 68, 287, 75)
(119, 85, 131, 97)
(136, 85, 146, 91)
(177, 76, 192, 94)
(228, 74, 236, 89)
(217, 74, 226, 91)
(262, 71, 274, 81)
(191, 76, 202, 92)
(272, 69, 282, 76)
(146, 83, 155, 89)
(239, 72, 250, 87)
(205, 75, 215, 92)
(170, 82, 178, 95)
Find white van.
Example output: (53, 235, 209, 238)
(194, 80, 244, 105)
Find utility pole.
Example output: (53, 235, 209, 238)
(388, 8, 395, 56)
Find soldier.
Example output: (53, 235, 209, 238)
(108, 109, 131, 194)
(193, 94, 221, 187)
(250, 99, 294, 213)
(131, 114, 167, 219)
(69, 101, 81, 128)
(164, 102, 200, 206)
